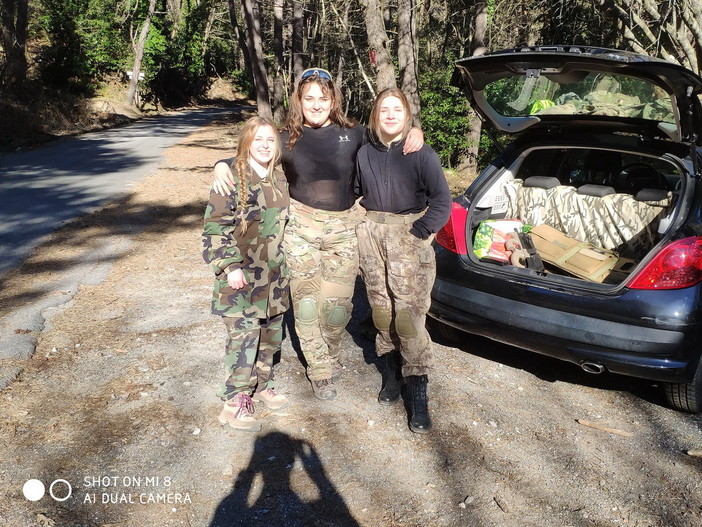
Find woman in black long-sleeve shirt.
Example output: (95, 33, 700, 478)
(355, 88, 451, 434)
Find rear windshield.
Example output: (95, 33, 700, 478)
(517, 147, 683, 191)
(485, 72, 674, 124)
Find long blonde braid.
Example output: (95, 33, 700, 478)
(234, 155, 249, 234)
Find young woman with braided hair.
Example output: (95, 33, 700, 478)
(203, 116, 290, 431)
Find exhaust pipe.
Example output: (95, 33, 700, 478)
(581, 361, 606, 374)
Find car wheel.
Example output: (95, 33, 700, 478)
(664, 358, 702, 413)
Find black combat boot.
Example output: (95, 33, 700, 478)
(408, 375, 431, 433)
(378, 351, 401, 405)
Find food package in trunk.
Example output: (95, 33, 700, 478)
(473, 219, 528, 262)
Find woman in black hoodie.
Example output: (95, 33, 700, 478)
(355, 88, 452, 434)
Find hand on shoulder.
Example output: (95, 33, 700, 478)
(213, 161, 236, 196)
(403, 127, 424, 155)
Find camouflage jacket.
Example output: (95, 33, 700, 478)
(202, 162, 290, 318)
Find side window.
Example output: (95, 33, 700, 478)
(563, 150, 590, 186)
(613, 154, 680, 193)
(517, 149, 562, 180)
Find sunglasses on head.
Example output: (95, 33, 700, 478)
(300, 68, 333, 82)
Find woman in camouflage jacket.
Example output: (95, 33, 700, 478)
(202, 116, 291, 432)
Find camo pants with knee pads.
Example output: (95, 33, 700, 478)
(357, 214, 436, 377)
(284, 199, 362, 381)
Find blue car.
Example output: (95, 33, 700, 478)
(430, 45, 702, 412)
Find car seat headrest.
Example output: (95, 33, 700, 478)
(523, 176, 560, 189)
(577, 184, 616, 197)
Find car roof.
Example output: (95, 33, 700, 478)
(453, 45, 702, 143)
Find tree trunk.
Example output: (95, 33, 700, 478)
(0, 0, 29, 94)
(166, 0, 183, 38)
(470, 1, 488, 58)
(227, 0, 254, 88)
(361, 0, 396, 91)
(397, 0, 421, 124)
(292, 0, 304, 80)
(685, 0, 702, 72)
(459, 1, 488, 175)
(272, 0, 285, 122)
(241, 0, 272, 119)
(203, 4, 217, 52)
(335, 5, 349, 89)
(125, 0, 158, 107)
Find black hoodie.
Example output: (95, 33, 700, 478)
(355, 139, 452, 239)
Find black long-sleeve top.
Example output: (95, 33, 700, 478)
(281, 124, 367, 211)
(355, 139, 452, 239)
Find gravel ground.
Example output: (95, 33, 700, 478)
(0, 112, 701, 527)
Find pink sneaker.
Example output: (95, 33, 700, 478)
(252, 387, 290, 410)
(218, 393, 261, 431)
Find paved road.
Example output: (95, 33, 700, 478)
(0, 106, 240, 276)
(0, 105, 242, 370)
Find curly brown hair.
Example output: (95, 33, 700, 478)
(282, 71, 356, 149)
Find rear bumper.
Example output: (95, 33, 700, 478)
(430, 278, 694, 383)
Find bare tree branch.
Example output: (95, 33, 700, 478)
(329, 0, 375, 97)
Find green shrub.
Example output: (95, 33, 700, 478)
(229, 70, 255, 100)
(38, 0, 127, 89)
(419, 68, 470, 168)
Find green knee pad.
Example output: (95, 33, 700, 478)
(297, 297, 318, 323)
(395, 310, 418, 338)
(326, 305, 350, 328)
(371, 307, 392, 332)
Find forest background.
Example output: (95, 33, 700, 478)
(2, 0, 702, 174)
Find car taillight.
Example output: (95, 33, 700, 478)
(627, 237, 702, 290)
(435, 202, 468, 254)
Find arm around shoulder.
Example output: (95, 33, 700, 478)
(212, 158, 237, 196)
(403, 127, 424, 155)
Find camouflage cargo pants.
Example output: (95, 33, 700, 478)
(283, 199, 363, 381)
(357, 212, 436, 377)
(219, 314, 284, 401)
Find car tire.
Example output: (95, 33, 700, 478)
(664, 358, 702, 413)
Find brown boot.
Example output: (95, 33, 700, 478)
(252, 387, 290, 410)
(311, 378, 337, 400)
(331, 360, 345, 381)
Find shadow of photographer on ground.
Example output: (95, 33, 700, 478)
(209, 431, 360, 527)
